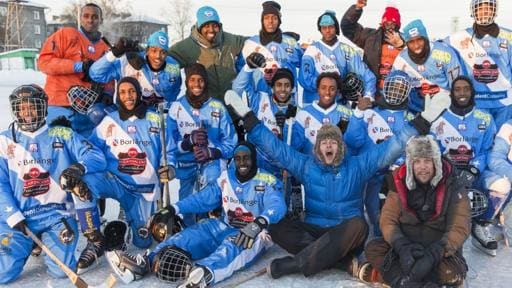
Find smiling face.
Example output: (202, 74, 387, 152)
(118, 82, 138, 111)
(452, 79, 472, 107)
(200, 22, 220, 43)
(273, 78, 292, 103)
(234, 150, 253, 177)
(412, 157, 435, 184)
(187, 74, 206, 97)
(146, 46, 167, 70)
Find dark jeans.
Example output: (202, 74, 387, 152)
(269, 216, 368, 276)
(365, 238, 467, 287)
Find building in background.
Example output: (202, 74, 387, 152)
(47, 14, 168, 45)
(0, 0, 47, 52)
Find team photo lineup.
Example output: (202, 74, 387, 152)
(2, 0, 512, 287)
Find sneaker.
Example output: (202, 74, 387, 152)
(177, 266, 209, 288)
(77, 237, 106, 274)
(106, 250, 149, 284)
(471, 220, 498, 256)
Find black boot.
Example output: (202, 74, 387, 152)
(77, 230, 106, 274)
(267, 256, 301, 279)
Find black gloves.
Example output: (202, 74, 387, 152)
(127, 51, 145, 70)
(275, 111, 286, 129)
(60, 163, 85, 189)
(111, 37, 139, 57)
(82, 59, 94, 82)
(181, 128, 208, 151)
(193, 146, 222, 163)
(158, 165, 176, 182)
(246, 52, 266, 69)
(393, 238, 425, 275)
(49, 116, 72, 128)
(285, 105, 297, 118)
(409, 242, 444, 281)
(234, 216, 268, 249)
(60, 163, 91, 201)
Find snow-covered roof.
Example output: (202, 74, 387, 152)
(0, 0, 48, 9)
(119, 15, 168, 25)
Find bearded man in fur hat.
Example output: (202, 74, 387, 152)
(360, 136, 471, 288)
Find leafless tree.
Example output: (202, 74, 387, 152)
(57, 0, 132, 26)
(162, 0, 192, 41)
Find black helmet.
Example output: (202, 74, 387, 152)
(9, 84, 48, 132)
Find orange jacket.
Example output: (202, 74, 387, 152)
(38, 27, 111, 106)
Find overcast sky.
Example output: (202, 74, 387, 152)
(38, 0, 511, 42)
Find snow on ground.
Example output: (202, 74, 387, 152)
(1, 70, 512, 287)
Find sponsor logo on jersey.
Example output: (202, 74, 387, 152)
(473, 60, 499, 83)
(117, 148, 147, 175)
(211, 111, 220, 118)
(19, 158, 54, 167)
(127, 125, 137, 134)
(447, 145, 473, 165)
(7, 144, 16, 159)
(59, 226, 75, 245)
(227, 207, 255, 228)
(499, 42, 508, 50)
(255, 184, 265, 192)
(29, 143, 38, 152)
(478, 124, 487, 130)
(22, 167, 50, 197)
(149, 127, 160, 134)
(53, 141, 64, 149)
(0, 233, 13, 255)
(285, 47, 293, 54)
(137, 226, 150, 239)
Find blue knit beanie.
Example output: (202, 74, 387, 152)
(196, 6, 220, 30)
(403, 19, 429, 42)
(147, 31, 169, 50)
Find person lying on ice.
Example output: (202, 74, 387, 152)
(221, 88, 445, 279)
(105, 142, 286, 287)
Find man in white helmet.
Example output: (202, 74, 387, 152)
(445, 0, 512, 128)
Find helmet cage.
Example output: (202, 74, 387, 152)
(9, 85, 48, 132)
(471, 0, 498, 26)
(383, 73, 412, 106)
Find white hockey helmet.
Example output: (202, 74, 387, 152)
(470, 0, 498, 26)
(383, 70, 412, 106)
(9, 84, 48, 132)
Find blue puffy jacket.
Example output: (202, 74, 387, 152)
(247, 121, 418, 227)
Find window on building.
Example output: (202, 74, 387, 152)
(34, 11, 40, 20)
(34, 25, 41, 35)
(35, 39, 41, 48)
